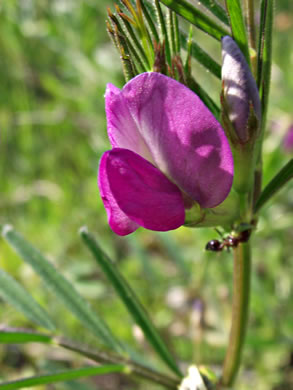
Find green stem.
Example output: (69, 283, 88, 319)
(244, 0, 256, 50)
(244, 0, 257, 76)
(220, 241, 251, 387)
(56, 338, 179, 389)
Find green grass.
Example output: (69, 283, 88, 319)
(0, 1, 293, 389)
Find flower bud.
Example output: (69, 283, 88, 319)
(221, 36, 261, 144)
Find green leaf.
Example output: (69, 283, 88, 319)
(106, 19, 138, 79)
(58, 338, 179, 389)
(225, 0, 250, 64)
(158, 0, 229, 41)
(107, 17, 139, 81)
(154, 0, 172, 64)
(140, 1, 160, 43)
(0, 328, 178, 389)
(167, 9, 176, 58)
(116, 1, 154, 69)
(0, 365, 126, 389)
(0, 328, 52, 344)
(180, 29, 221, 79)
(257, 0, 274, 120)
(113, 12, 149, 70)
(172, 12, 180, 54)
(80, 227, 182, 378)
(1, 225, 121, 352)
(199, 0, 229, 26)
(254, 159, 293, 213)
(0, 269, 55, 331)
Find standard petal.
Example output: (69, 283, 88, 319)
(106, 72, 233, 208)
(105, 83, 155, 164)
(99, 148, 185, 232)
(98, 151, 139, 236)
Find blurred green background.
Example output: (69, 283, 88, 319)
(0, 1, 293, 389)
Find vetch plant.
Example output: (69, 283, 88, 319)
(1, 0, 293, 389)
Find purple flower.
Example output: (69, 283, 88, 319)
(283, 125, 293, 153)
(98, 72, 234, 236)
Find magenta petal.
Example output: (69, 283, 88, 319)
(106, 72, 233, 208)
(99, 152, 139, 236)
(99, 148, 185, 232)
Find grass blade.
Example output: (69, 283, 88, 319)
(257, 0, 274, 120)
(159, 0, 229, 41)
(80, 227, 182, 377)
(0, 269, 55, 331)
(154, 0, 171, 65)
(225, 0, 250, 64)
(109, 15, 147, 73)
(167, 9, 176, 58)
(199, 0, 229, 26)
(1, 225, 121, 352)
(254, 159, 293, 213)
(172, 12, 180, 54)
(0, 328, 178, 389)
(112, 11, 149, 70)
(140, 1, 160, 43)
(254, 0, 274, 200)
(0, 365, 126, 390)
(0, 328, 52, 344)
(180, 29, 221, 79)
(58, 338, 179, 389)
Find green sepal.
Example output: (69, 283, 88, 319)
(185, 189, 240, 229)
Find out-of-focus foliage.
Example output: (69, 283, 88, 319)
(0, 1, 292, 389)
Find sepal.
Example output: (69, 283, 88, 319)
(184, 189, 240, 228)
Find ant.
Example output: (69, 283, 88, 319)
(205, 229, 251, 252)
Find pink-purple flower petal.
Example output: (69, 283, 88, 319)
(99, 148, 185, 234)
(105, 83, 155, 164)
(99, 151, 140, 236)
(105, 72, 233, 208)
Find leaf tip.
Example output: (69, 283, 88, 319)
(79, 226, 88, 237)
(2, 224, 13, 238)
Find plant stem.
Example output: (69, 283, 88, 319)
(244, 0, 257, 76)
(244, 0, 256, 50)
(56, 338, 179, 390)
(220, 241, 251, 387)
